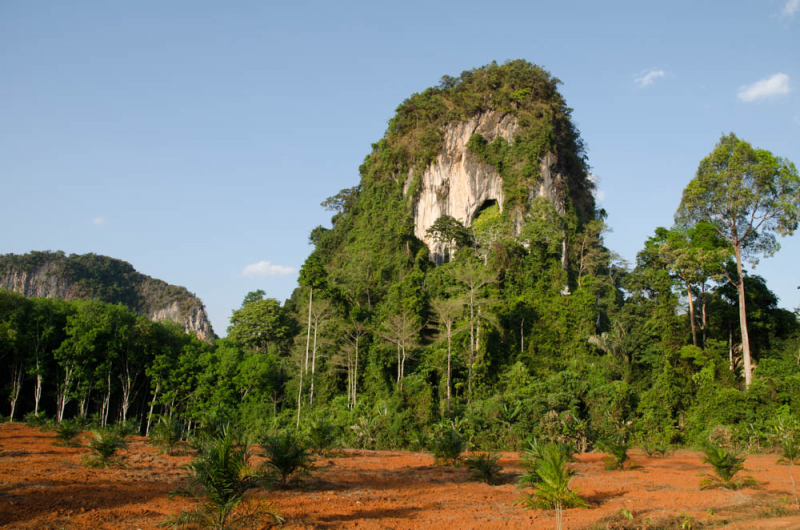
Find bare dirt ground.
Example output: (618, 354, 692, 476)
(2, 423, 800, 529)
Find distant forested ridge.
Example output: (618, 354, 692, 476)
(0, 251, 214, 341)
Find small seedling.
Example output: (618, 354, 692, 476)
(430, 422, 465, 466)
(700, 442, 758, 490)
(84, 429, 129, 468)
(260, 431, 313, 487)
(166, 427, 281, 529)
(516, 444, 587, 530)
(54, 420, 82, 447)
(306, 418, 339, 456)
(600, 437, 630, 470)
(150, 417, 184, 455)
(465, 452, 503, 485)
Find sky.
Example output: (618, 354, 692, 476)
(1, 0, 799, 336)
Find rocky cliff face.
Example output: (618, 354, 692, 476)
(0, 251, 215, 342)
(406, 110, 582, 263)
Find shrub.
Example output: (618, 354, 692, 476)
(600, 437, 630, 470)
(465, 452, 503, 485)
(700, 443, 757, 490)
(517, 444, 587, 530)
(306, 418, 338, 455)
(84, 429, 129, 468)
(24, 412, 52, 430)
(260, 431, 313, 487)
(166, 427, 280, 529)
(150, 417, 184, 455)
(430, 422, 465, 466)
(54, 420, 82, 447)
(776, 420, 800, 508)
(517, 438, 547, 489)
(642, 436, 671, 458)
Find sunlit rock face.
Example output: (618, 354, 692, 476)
(0, 253, 215, 342)
(407, 112, 514, 262)
(407, 111, 576, 263)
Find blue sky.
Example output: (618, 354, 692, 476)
(1, 0, 798, 336)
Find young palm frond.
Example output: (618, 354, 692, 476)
(600, 437, 630, 470)
(430, 421, 465, 466)
(84, 428, 129, 468)
(517, 438, 547, 489)
(306, 418, 339, 455)
(166, 427, 281, 529)
(700, 443, 758, 490)
(779, 430, 800, 508)
(516, 444, 587, 530)
(260, 431, 313, 487)
(150, 416, 184, 455)
(465, 452, 503, 485)
(54, 420, 82, 447)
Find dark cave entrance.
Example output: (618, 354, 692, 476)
(472, 199, 498, 223)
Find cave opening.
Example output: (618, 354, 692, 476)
(472, 199, 498, 223)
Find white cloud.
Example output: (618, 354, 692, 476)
(240, 260, 295, 277)
(738, 73, 791, 102)
(92, 216, 105, 227)
(783, 0, 800, 17)
(588, 173, 606, 203)
(634, 69, 666, 88)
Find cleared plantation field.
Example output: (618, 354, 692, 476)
(1, 423, 799, 529)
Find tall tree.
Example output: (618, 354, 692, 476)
(380, 309, 423, 388)
(296, 253, 327, 428)
(431, 297, 463, 414)
(677, 133, 800, 386)
(451, 259, 498, 400)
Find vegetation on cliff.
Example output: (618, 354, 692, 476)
(1, 62, 799, 465)
(0, 250, 213, 338)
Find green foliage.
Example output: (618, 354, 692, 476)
(600, 437, 630, 470)
(700, 442, 757, 490)
(151, 417, 184, 455)
(516, 443, 587, 528)
(54, 420, 82, 447)
(166, 427, 280, 529)
(431, 422, 465, 466)
(465, 452, 503, 485)
(305, 417, 339, 455)
(84, 429, 129, 468)
(260, 431, 313, 487)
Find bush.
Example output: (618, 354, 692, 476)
(150, 417, 184, 455)
(84, 429, 129, 468)
(54, 420, 82, 447)
(600, 437, 630, 470)
(517, 444, 587, 529)
(306, 418, 339, 455)
(167, 427, 280, 529)
(23, 412, 52, 429)
(700, 442, 757, 490)
(260, 431, 313, 487)
(431, 422, 465, 466)
(465, 452, 503, 485)
(517, 438, 547, 489)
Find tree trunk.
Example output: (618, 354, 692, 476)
(686, 280, 698, 347)
(446, 323, 452, 415)
(297, 287, 313, 429)
(310, 319, 318, 407)
(701, 285, 708, 349)
(734, 245, 753, 387)
(468, 288, 475, 401)
(34, 359, 42, 417)
(353, 338, 359, 408)
(57, 363, 74, 422)
(9, 362, 23, 422)
(146, 383, 159, 437)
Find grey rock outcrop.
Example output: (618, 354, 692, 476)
(0, 251, 215, 342)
